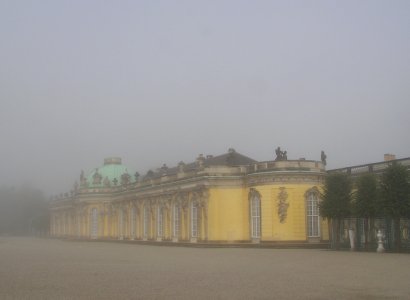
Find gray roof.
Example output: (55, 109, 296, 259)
(143, 149, 257, 179)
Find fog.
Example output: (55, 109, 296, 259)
(1, 1, 409, 195)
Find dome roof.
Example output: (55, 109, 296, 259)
(84, 157, 135, 188)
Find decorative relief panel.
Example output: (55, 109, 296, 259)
(247, 174, 323, 186)
(277, 187, 289, 223)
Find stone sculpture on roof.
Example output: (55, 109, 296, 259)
(103, 176, 111, 187)
(321, 150, 327, 166)
(92, 169, 102, 185)
(178, 161, 185, 173)
(275, 147, 288, 161)
(121, 172, 131, 185)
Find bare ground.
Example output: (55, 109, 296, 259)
(0, 237, 409, 299)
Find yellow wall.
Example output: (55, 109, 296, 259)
(208, 187, 249, 241)
(52, 183, 328, 243)
(206, 184, 328, 242)
(258, 184, 306, 241)
(257, 184, 328, 242)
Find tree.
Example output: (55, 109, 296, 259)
(380, 163, 410, 251)
(320, 173, 353, 249)
(354, 173, 378, 250)
(0, 185, 48, 235)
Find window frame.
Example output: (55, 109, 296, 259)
(250, 194, 261, 239)
(306, 189, 321, 238)
(90, 207, 98, 239)
(191, 202, 198, 238)
(173, 204, 180, 239)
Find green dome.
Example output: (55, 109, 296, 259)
(85, 157, 135, 188)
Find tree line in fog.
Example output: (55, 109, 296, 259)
(320, 162, 410, 251)
(0, 185, 49, 235)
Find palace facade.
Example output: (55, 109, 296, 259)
(50, 149, 329, 244)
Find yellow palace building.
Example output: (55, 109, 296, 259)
(50, 149, 329, 244)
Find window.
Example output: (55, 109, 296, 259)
(62, 213, 66, 235)
(91, 208, 98, 239)
(143, 205, 149, 238)
(77, 215, 81, 237)
(54, 216, 58, 235)
(157, 207, 163, 237)
(307, 192, 320, 237)
(130, 206, 136, 238)
(118, 209, 124, 239)
(173, 204, 180, 238)
(191, 202, 198, 238)
(250, 193, 261, 238)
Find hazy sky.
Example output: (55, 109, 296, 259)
(1, 1, 409, 195)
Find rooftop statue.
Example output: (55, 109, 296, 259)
(160, 164, 168, 175)
(321, 150, 327, 166)
(92, 169, 102, 184)
(103, 176, 111, 187)
(178, 161, 185, 173)
(134, 172, 140, 181)
(121, 172, 131, 185)
(275, 147, 288, 161)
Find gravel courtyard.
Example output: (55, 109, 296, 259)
(0, 237, 409, 299)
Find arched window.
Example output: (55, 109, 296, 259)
(62, 213, 66, 235)
(173, 204, 180, 240)
(130, 206, 136, 239)
(143, 205, 150, 239)
(77, 214, 81, 238)
(249, 189, 261, 239)
(306, 188, 320, 238)
(191, 202, 198, 239)
(53, 216, 58, 236)
(90, 208, 98, 239)
(157, 207, 163, 238)
(118, 209, 124, 239)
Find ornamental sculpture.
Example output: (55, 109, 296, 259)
(121, 172, 131, 185)
(80, 177, 89, 188)
(275, 147, 288, 161)
(160, 164, 168, 174)
(92, 169, 102, 184)
(134, 172, 140, 181)
(321, 150, 327, 166)
(277, 187, 289, 223)
(103, 176, 111, 187)
(145, 170, 154, 178)
(196, 154, 205, 169)
(80, 170, 88, 187)
(178, 161, 185, 173)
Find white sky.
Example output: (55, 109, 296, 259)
(1, 1, 409, 195)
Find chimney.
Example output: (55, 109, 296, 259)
(384, 153, 396, 161)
